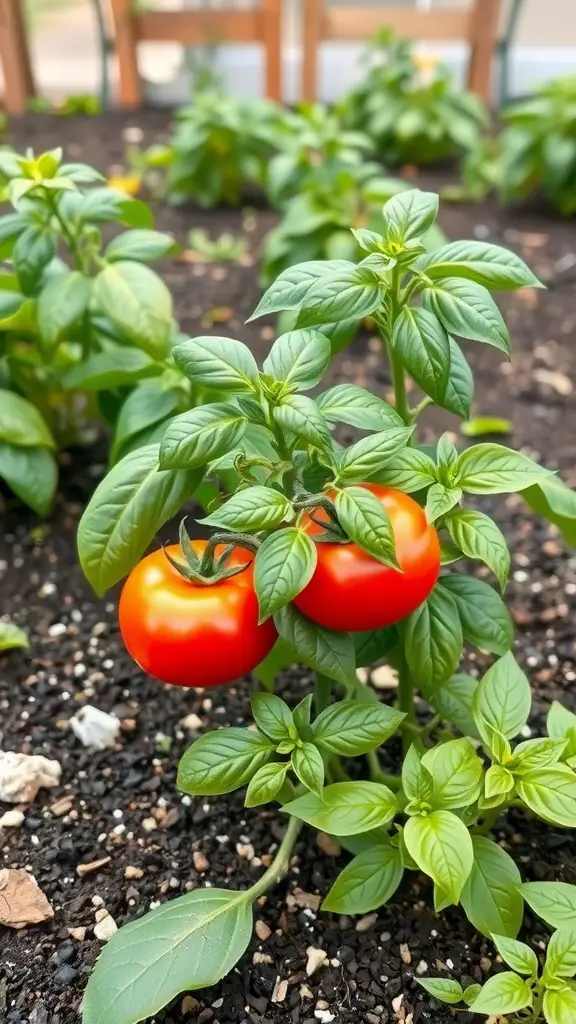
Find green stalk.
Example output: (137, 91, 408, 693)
(397, 649, 417, 754)
(366, 749, 401, 790)
(313, 672, 332, 716)
(247, 815, 302, 902)
(387, 341, 412, 428)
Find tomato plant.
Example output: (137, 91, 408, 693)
(78, 189, 576, 1024)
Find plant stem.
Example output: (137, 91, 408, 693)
(366, 749, 401, 790)
(388, 341, 412, 428)
(247, 814, 302, 902)
(397, 650, 417, 754)
(474, 800, 511, 837)
(314, 672, 332, 716)
(43, 187, 86, 273)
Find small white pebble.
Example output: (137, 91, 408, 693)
(91, 895, 104, 907)
(416, 960, 428, 976)
(48, 623, 67, 637)
(0, 809, 25, 828)
(356, 913, 378, 933)
(446, 958, 454, 970)
(113, 809, 123, 820)
(39, 582, 56, 597)
(315, 1012, 335, 1023)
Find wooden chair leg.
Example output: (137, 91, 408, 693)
(468, 0, 502, 104)
(261, 0, 281, 101)
(0, 0, 35, 116)
(302, 0, 322, 102)
(110, 0, 141, 109)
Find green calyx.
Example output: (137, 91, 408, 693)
(164, 518, 259, 585)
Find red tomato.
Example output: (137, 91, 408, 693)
(119, 541, 277, 688)
(294, 484, 440, 631)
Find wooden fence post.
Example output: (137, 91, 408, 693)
(261, 0, 282, 100)
(0, 0, 35, 115)
(110, 0, 141, 109)
(468, 0, 502, 103)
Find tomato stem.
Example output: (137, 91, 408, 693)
(313, 672, 332, 716)
(397, 649, 417, 754)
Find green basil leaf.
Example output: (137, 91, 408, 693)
(422, 278, 510, 354)
(415, 240, 542, 290)
(421, 738, 484, 810)
(383, 189, 439, 242)
(173, 335, 259, 393)
(78, 443, 200, 595)
(322, 844, 404, 914)
(438, 575, 514, 656)
(36, 270, 90, 352)
(510, 738, 568, 774)
(403, 810, 473, 905)
(548, 702, 576, 759)
(245, 762, 289, 808)
(391, 307, 450, 404)
(402, 745, 434, 805)
(425, 483, 462, 524)
(417, 978, 463, 1006)
(0, 389, 55, 449)
(111, 383, 181, 465)
(545, 928, 576, 980)
(250, 692, 294, 743)
(484, 764, 515, 802)
(81, 889, 253, 1024)
(429, 673, 480, 739)
(492, 934, 538, 976)
(445, 509, 510, 590)
(92, 261, 172, 358)
(13, 225, 55, 295)
(273, 394, 333, 452)
(521, 881, 576, 930)
(0, 620, 29, 651)
(77, 186, 153, 227)
(283, 782, 398, 836)
(105, 229, 178, 263)
(159, 403, 247, 470)
(291, 742, 325, 798)
(178, 727, 274, 796)
(461, 835, 523, 939)
(255, 528, 317, 622)
(522, 476, 576, 548)
(453, 443, 551, 494)
(463, 984, 482, 1006)
(336, 426, 414, 484)
(200, 485, 293, 532)
(440, 338, 474, 418)
(402, 586, 463, 695)
(274, 605, 355, 687)
(295, 265, 383, 328)
(316, 384, 403, 432)
(0, 443, 57, 515)
(249, 259, 352, 320)
(335, 486, 399, 567)
(313, 700, 404, 756)
(467, 974, 533, 1016)
(62, 347, 157, 391)
(516, 767, 576, 829)
(473, 652, 531, 744)
(544, 987, 576, 1024)
(263, 329, 331, 391)
(354, 626, 398, 667)
(351, 227, 386, 253)
(370, 447, 438, 493)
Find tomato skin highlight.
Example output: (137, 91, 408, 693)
(294, 484, 441, 632)
(119, 541, 277, 688)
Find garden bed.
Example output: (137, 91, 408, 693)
(2, 111, 576, 1024)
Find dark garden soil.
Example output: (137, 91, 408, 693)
(1, 111, 576, 1024)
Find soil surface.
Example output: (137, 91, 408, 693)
(1, 110, 576, 1024)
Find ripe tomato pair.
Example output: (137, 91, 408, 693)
(119, 486, 440, 688)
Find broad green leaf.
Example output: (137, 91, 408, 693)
(201, 486, 293, 532)
(245, 762, 289, 807)
(283, 782, 397, 836)
(545, 928, 576, 979)
(422, 278, 510, 354)
(417, 978, 463, 1005)
(484, 764, 515, 802)
(336, 426, 414, 484)
(391, 307, 450, 404)
(403, 810, 473, 904)
(273, 394, 332, 452)
(370, 447, 438, 493)
(461, 835, 523, 939)
(416, 240, 542, 290)
(322, 844, 403, 914)
(402, 745, 434, 804)
(178, 727, 274, 796)
(254, 528, 317, 621)
(463, 984, 482, 1006)
(105, 229, 178, 262)
(0, 288, 24, 320)
(510, 738, 568, 773)
(421, 738, 483, 809)
(81, 888, 252, 1024)
(438, 575, 514, 656)
(521, 882, 576, 929)
(430, 673, 480, 739)
(0, 389, 55, 449)
(173, 335, 259, 393)
(316, 384, 403, 432)
(383, 189, 439, 242)
(36, 270, 90, 352)
(92, 261, 172, 358)
(544, 987, 576, 1024)
(491, 934, 538, 975)
(13, 225, 55, 295)
(274, 605, 355, 687)
(462, 416, 512, 437)
(111, 383, 181, 464)
(425, 483, 461, 524)
(295, 265, 383, 328)
(352, 227, 386, 253)
(78, 444, 200, 595)
(292, 743, 325, 798)
(0, 620, 29, 651)
(467, 973, 533, 1016)
(336, 486, 399, 567)
(453, 443, 551, 494)
(250, 692, 294, 743)
(159, 403, 247, 470)
(249, 259, 351, 320)
(548, 702, 576, 759)
(403, 586, 463, 695)
(313, 700, 404, 756)
(516, 767, 576, 829)
(263, 329, 331, 391)
(445, 509, 510, 590)
(354, 626, 398, 667)
(62, 347, 157, 392)
(77, 186, 153, 228)
(522, 476, 576, 548)
(0, 443, 57, 515)
(440, 338, 474, 419)
(473, 652, 531, 744)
